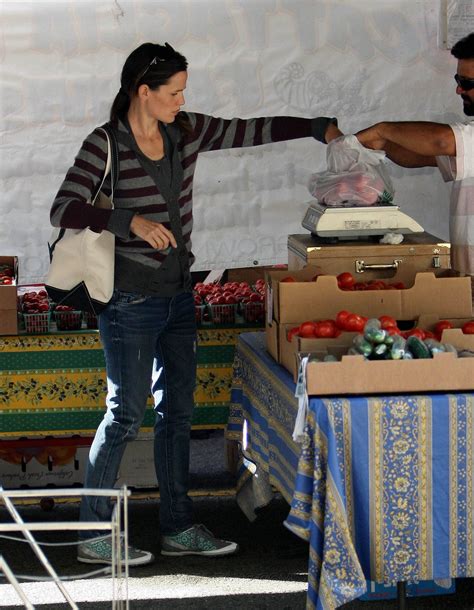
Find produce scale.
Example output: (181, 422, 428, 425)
(302, 200, 424, 240)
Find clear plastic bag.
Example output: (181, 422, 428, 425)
(309, 135, 395, 207)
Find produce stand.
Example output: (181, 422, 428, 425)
(0, 322, 263, 488)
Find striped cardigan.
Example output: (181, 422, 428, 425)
(51, 112, 316, 293)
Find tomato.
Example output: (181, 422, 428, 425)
(337, 272, 355, 290)
(389, 282, 406, 289)
(366, 280, 387, 290)
(406, 328, 425, 340)
(462, 320, 474, 334)
(379, 315, 398, 330)
(353, 282, 368, 291)
(335, 310, 351, 330)
(345, 313, 367, 332)
(434, 320, 453, 337)
(314, 320, 338, 338)
(280, 276, 296, 283)
(287, 326, 300, 342)
(298, 321, 317, 338)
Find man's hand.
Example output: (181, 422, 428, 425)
(355, 124, 386, 150)
(356, 122, 441, 168)
(130, 215, 177, 250)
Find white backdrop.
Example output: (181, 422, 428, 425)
(0, 0, 466, 283)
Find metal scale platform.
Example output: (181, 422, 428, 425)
(302, 200, 423, 240)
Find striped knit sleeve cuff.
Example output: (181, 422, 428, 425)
(106, 209, 136, 239)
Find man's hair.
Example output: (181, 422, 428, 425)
(451, 32, 474, 60)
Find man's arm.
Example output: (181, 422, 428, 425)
(324, 121, 439, 167)
(355, 121, 455, 167)
(374, 141, 438, 168)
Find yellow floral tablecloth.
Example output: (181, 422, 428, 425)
(0, 327, 262, 439)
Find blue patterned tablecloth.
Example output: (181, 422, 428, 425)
(227, 332, 474, 610)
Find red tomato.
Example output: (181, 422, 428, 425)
(314, 320, 338, 338)
(389, 282, 406, 289)
(434, 320, 453, 336)
(287, 326, 300, 342)
(337, 272, 355, 290)
(335, 310, 351, 330)
(366, 280, 387, 290)
(298, 321, 317, 338)
(353, 282, 368, 291)
(406, 328, 425, 340)
(462, 320, 474, 334)
(280, 276, 296, 283)
(379, 315, 398, 330)
(345, 314, 367, 332)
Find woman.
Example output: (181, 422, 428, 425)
(51, 41, 334, 566)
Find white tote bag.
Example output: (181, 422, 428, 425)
(45, 125, 119, 315)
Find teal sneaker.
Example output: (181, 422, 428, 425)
(77, 536, 154, 566)
(161, 524, 238, 557)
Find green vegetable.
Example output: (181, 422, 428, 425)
(442, 343, 458, 355)
(353, 334, 373, 357)
(364, 319, 387, 344)
(373, 343, 389, 357)
(424, 338, 446, 356)
(390, 335, 406, 360)
(406, 336, 431, 359)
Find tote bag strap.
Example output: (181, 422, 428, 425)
(49, 125, 119, 256)
(93, 124, 120, 208)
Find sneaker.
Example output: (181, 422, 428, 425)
(77, 537, 154, 566)
(161, 524, 238, 557)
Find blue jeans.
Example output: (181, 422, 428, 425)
(79, 290, 196, 538)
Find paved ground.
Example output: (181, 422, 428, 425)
(1, 431, 473, 609)
(0, 494, 473, 609)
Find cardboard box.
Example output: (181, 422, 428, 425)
(417, 314, 474, 351)
(0, 255, 19, 335)
(279, 324, 354, 378)
(0, 447, 87, 489)
(279, 312, 474, 383)
(116, 436, 156, 488)
(265, 269, 473, 324)
(287, 232, 451, 278)
(301, 351, 474, 395)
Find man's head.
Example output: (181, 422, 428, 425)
(451, 32, 474, 116)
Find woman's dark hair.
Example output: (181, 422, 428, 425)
(110, 42, 188, 128)
(451, 32, 474, 60)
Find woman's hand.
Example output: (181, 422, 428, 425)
(325, 122, 344, 143)
(130, 215, 177, 250)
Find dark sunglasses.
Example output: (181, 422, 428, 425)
(138, 42, 176, 81)
(454, 73, 474, 91)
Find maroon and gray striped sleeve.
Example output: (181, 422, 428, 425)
(50, 128, 134, 239)
(183, 113, 314, 153)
